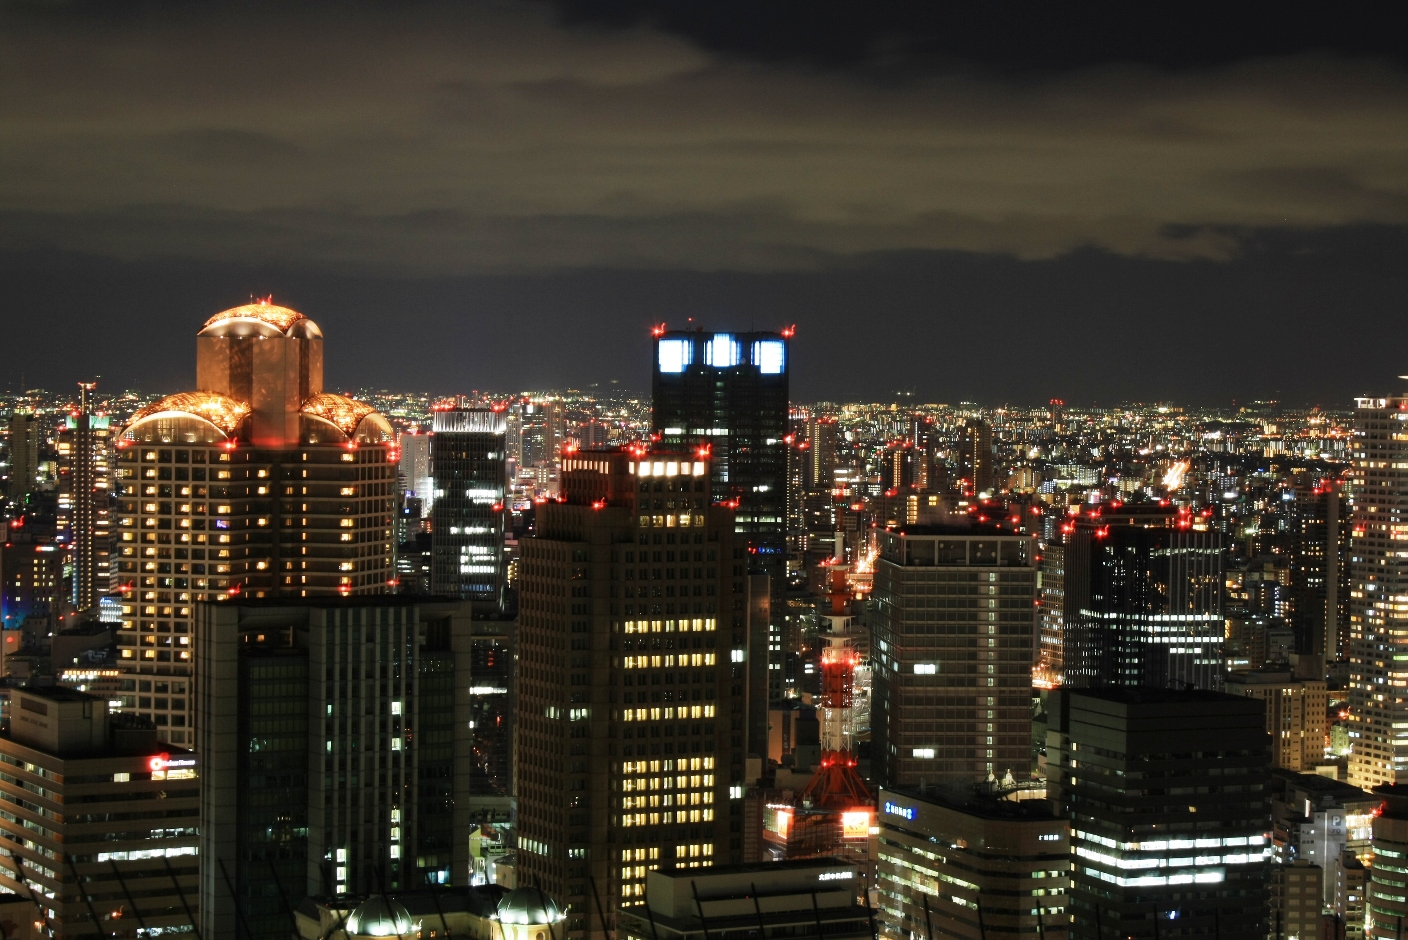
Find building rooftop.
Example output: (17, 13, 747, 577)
(882, 784, 1060, 822)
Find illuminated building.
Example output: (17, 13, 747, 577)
(1348, 392, 1408, 790)
(5, 411, 40, 501)
(0, 688, 200, 937)
(196, 596, 473, 940)
(1036, 540, 1065, 689)
(113, 302, 397, 744)
(870, 526, 1038, 788)
(398, 429, 433, 507)
(652, 329, 789, 706)
(466, 613, 516, 851)
(805, 415, 838, 493)
(616, 860, 871, 940)
(875, 785, 1070, 940)
(1367, 785, 1408, 939)
(1289, 474, 1350, 664)
(429, 408, 508, 606)
(294, 886, 565, 940)
(2, 536, 64, 630)
(1047, 688, 1270, 939)
(1225, 667, 1328, 772)
(1062, 504, 1225, 692)
(57, 382, 113, 609)
(959, 418, 993, 496)
(1269, 770, 1375, 935)
(514, 449, 754, 940)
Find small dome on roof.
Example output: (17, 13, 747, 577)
(345, 895, 416, 938)
(497, 888, 563, 926)
(199, 300, 322, 339)
(125, 391, 251, 437)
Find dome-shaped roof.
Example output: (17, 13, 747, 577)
(125, 391, 251, 437)
(199, 300, 323, 339)
(301, 393, 378, 436)
(345, 895, 417, 938)
(497, 887, 563, 926)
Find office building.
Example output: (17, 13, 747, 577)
(959, 418, 993, 496)
(429, 407, 508, 606)
(398, 429, 433, 507)
(1349, 392, 1408, 790)
(875, 785, 1070, 940)
(805, 415, 838, 493)
(1225, 667, 1328, 771)
(1047, 688, 1271, 939)
(0, 688, 200, 936)
(466, 613, 515, 836)
(1036, 540, 1065, 688)
(515, 449, 753, 940)
(1367, 785, 1408, 939)
(6, 411, 40, 501)
(57, 382, 113, 610)
(195, 596, 473, 940)
(870, 525, 1038, 788)
(1290, 475, 1350, 664)
(616, 860, 871, 940)
(113, 301, 397, 744)
(653, 329, 789, 701)
(1063, 504, 1225, 692)
(1273, 860, 1324, 940)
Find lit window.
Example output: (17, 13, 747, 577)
(705, 334, 739, 368)
(657, 338, 692, 373)
(752, 340, 785, 374)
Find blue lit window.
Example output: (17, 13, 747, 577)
(706, 334, 740, 368)
(752, 340, 785, 374)
(657, 338, 692, 373)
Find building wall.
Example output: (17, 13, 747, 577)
(429, 409, 507, 605)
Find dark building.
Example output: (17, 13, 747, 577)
(5, 411, 40, 502)
(1063, 505, 1225, 692)
(959, 418, 994, 496)
(1047, 688, 1271, 939)
(515, 449, 758, 940)
(429, 407, 508, 607)
(196, 596, 473, 940)
(652, 330, 788, 699)
(1289, 474, 1350, 664)
(870, 525, 1038, 788)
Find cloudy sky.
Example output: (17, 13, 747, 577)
(2, 1, 1405, 404)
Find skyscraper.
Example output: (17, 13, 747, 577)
(1062, 504, 1225, 692)
(196, 596, 473, 939)
(1290, 473, 1350, 664)
(57, 381, 113, 609)
(805, 414, 838, 493)
(1349, 391, 1408, 790)
(652, 329, 789, 707)
(5, 410, 40, 501)
(429, 407, 508, 607)
(398, 428, 433, 507)
(1047, 688, 1271, 939)
(959, 418, 994, 496)
(113, 301, 397, 744)
(515, 449, 752, 940)
(870, 524, 1038, 787)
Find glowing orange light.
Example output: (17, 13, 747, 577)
(651, 323, 667, 337)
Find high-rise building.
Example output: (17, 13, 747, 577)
(113, 301, 397, 745)
(805, 415, 838, 493)
(1047, 688, 1271, 939)
(1036, 539, 1065, 689)
(0, 688, 200, 937)
(5, 411, 40, 501)
(1063, 504, 1225, 692)
(196, 596, 473, 940)
(652, 330, 789, 690)
(959, 418, 994, 496)
(1348, 392, 1408, 790)
(57, 382, 113, 609)
(1290, 474, 1350, 664)
(429, 407, 508, 607)
(1225, 666, 1328, 772)
(1367, 784, 1408, 938)
(875, 785, 1070, 940)
(515, 449, 754, 940)
(870, 525, 1038, 788)
(398, 429, 433, 506)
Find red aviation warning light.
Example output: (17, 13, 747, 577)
(651, 323, 667, 337)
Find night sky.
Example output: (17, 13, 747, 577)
(2, 1, 1405, 405)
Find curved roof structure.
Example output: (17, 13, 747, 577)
(345, 896, 417, 939)
(125, 391, 251, 437)
(301, 393, 378, 437)
(199, 300, 322, 338)
(497, 887, 564, 926)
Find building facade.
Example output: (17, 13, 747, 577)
(1047, 688, 1271, 939)
(875, 785, 1070, 940)
(429, 408, 508, 606)
(870, 525, 1038, 788)
(1348, 393, 1408, 790)
(195, 596, 474, 940)
(515, 450, 755, 940)
(0, 688, 200, 938)
(1225, 667, 1328, 772)
(113, 301, 397, 745)
(57, 383, 113, 610)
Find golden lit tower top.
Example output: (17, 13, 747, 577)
(195, 298, 324, 448)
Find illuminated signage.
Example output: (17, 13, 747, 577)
(658, 338, 692, 374)
(883, 801, 916, 820)
(148, 753, 196, 772)
(842, 811, 871, 839)
(752, 339, 785, 374)
(706, 334, 740, 368)
(817, 871, 853, 882)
